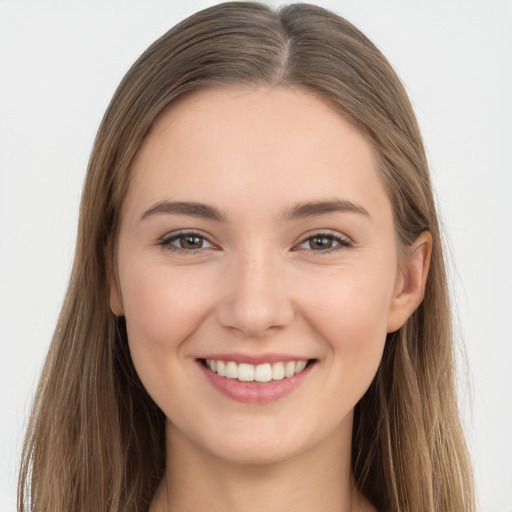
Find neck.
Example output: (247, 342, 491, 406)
(150, 418, 375, 512)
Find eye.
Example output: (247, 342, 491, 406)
(158, 231, 216, 254)
(296, 233, 351, 253)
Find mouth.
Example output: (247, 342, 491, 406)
(200, 358, 315, 382)
(197, 357, 317, 403)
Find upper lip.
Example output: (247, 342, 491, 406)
(198, 352, 313, 365)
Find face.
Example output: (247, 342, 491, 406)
(110, 86, 427, 465)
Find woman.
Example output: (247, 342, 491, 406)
(18, 2, 475, 511)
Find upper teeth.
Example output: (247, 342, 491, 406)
(206, 359, 308, 382)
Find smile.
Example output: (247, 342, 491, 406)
(199, 357, 316, 403)
(204, 359, 308, 382)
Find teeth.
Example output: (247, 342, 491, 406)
(271, 362, 285, 380)
(205, 359, 309, 382)
(295, 360, 307, 373)
(226, 361, 238, 378)
(216, 360, 226, 377)
(238, 363, 255, 382)
(254, 363, 272, 382)
(284, 361, 295, 378)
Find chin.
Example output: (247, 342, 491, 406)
(174, 409, 351, 468)
(206, 436, 307, 466)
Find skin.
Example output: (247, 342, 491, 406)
(110, 86, 431, 512)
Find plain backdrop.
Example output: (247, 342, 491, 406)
(1, 1, 511, 510)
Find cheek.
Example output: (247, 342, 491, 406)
(296, 266, 394, 394)
(119, 263, 216, 389)
(122, 260, 213, 332)
(299, 266, 394, 341)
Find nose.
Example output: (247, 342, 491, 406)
(216, 249, 295, 338)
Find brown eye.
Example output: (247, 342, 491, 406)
(296, 233, 351, 253)
(159, 231, 215, 253)
(179, 235, 204, 249)
(308, 236, 334, 250)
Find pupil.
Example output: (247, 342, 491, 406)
(181, 235, 202, 249)
(311, 236, 332, 249)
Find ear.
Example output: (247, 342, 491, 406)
(387, 231, 432, 333)
(106, 236, 124, 317)
(109, 275, 124, 316)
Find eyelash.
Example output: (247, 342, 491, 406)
(157, 230, 217, 256)
(157, 230, 352, 256)
(295, 232, 352, 254)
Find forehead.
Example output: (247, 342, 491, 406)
(123, 86, 391, 225)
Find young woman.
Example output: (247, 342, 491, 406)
(18, 2, 475, 511)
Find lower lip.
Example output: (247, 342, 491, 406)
(198, 361, 314, 404)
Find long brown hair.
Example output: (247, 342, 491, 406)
(18, 2, 475, 511)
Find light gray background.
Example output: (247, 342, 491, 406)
(1, 1, 511, 510)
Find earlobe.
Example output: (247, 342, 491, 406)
(106, 239, 124, 316)
(109, 277, 124, 317)
(386, 231, 432, 333)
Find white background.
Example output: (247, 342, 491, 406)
(0, 1, 511, 510)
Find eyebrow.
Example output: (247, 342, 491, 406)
(140, 200, 229, 222)
(281, 199, 370, 221)
(139, 198, 370, 223)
